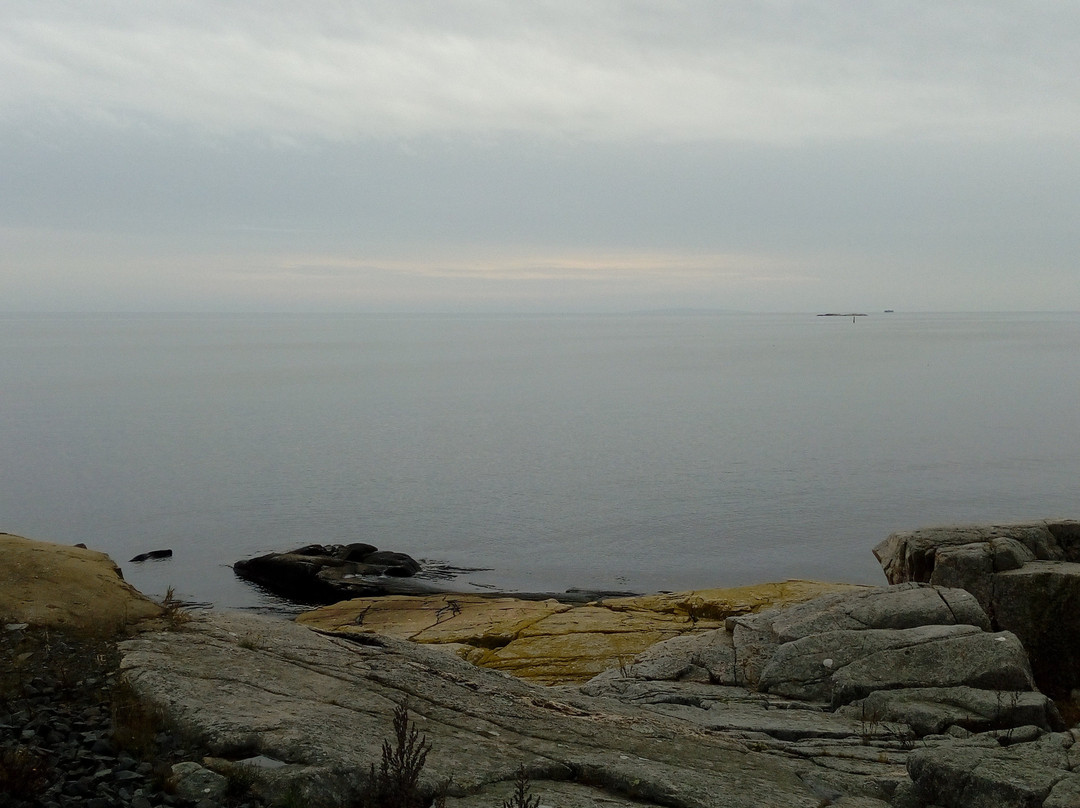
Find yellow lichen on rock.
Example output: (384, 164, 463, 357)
(0, 533, 162, 633)
(296, 579, 867, 685)
(605, 580, 867, 621)
(295, 594, 571, 646)
(471, 604, 696, 683)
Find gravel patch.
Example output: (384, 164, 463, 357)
(0, 624, 264, 808)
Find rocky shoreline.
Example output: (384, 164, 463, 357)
(6, 521, 1080, 807)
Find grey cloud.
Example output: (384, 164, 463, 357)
(2, 2, 1079, 312)
(3, 2, 1079, 142)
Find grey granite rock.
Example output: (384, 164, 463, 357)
(907, 732, 1079, 808)
(993, 561, 1080, 698)
(120, 575, 1078, 808)
(872, 521, 1080, 698)
(837, 687, 1064, 736)
(170, 762, 228, 803)
(725, 583, 991, 691)
(873, 522, 1070, 586)
(121, 612, 840, 808)
(756, 623, 1033, 707)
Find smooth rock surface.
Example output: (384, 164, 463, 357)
(120, 611, 854, 808)
(759, 625, 1034, 704)
(0, 533, 162, 631)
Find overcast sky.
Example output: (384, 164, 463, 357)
(2, 1, 1078, 312)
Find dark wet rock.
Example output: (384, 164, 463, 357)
(128, 549, 173, 563)
(358, 549, 422, 575)
(338, 542, 378, 561)
(232, 544, 434, 604)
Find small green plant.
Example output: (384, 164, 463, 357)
(274, 782, 310, 808)
(360, 699, 431, 808)
(502, 764, 540, 808)
(995, 689, 1022, 742)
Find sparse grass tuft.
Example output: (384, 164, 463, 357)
(359, 699, 431, 808)
(161, 586, 192, 629)
(110, 678, 166, 758)
(224, 762, 261, 804)
(502, 764, 540, 808)
(0, 745, 50, 799)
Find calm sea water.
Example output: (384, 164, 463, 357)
(2, 311, 1079, 609)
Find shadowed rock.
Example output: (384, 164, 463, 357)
(233, 544, 436, 604)
(873, 520, 1080, 697)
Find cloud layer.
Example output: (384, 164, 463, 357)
(6, 1, 1078, 143)
(2, 2, 1079, 311)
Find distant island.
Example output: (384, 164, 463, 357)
(817, 312, 868, 317)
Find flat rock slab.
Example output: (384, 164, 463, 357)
(907, 732, 1080, 808)
(120, 611, 881, 808)
(296, 580, 862, 685)
(0, 533, 162, 632)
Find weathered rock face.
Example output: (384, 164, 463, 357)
(581, 582, 1074, 808)
(121, 583, 1076, 808)
(0, 533, 162, 631)
(587, 583, 1058, 735)
(295, 580, 865, 684)
(760, 625, 1034, 705)
(873, 520, 1080, 697)
(120, 611, 866, 808)
(906, 732, 1080, 808)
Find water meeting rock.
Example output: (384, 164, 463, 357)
(10, 527, 1080, 807)
(232, 543, 435, 603)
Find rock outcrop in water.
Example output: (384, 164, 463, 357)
(232, 543, 438, 603)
